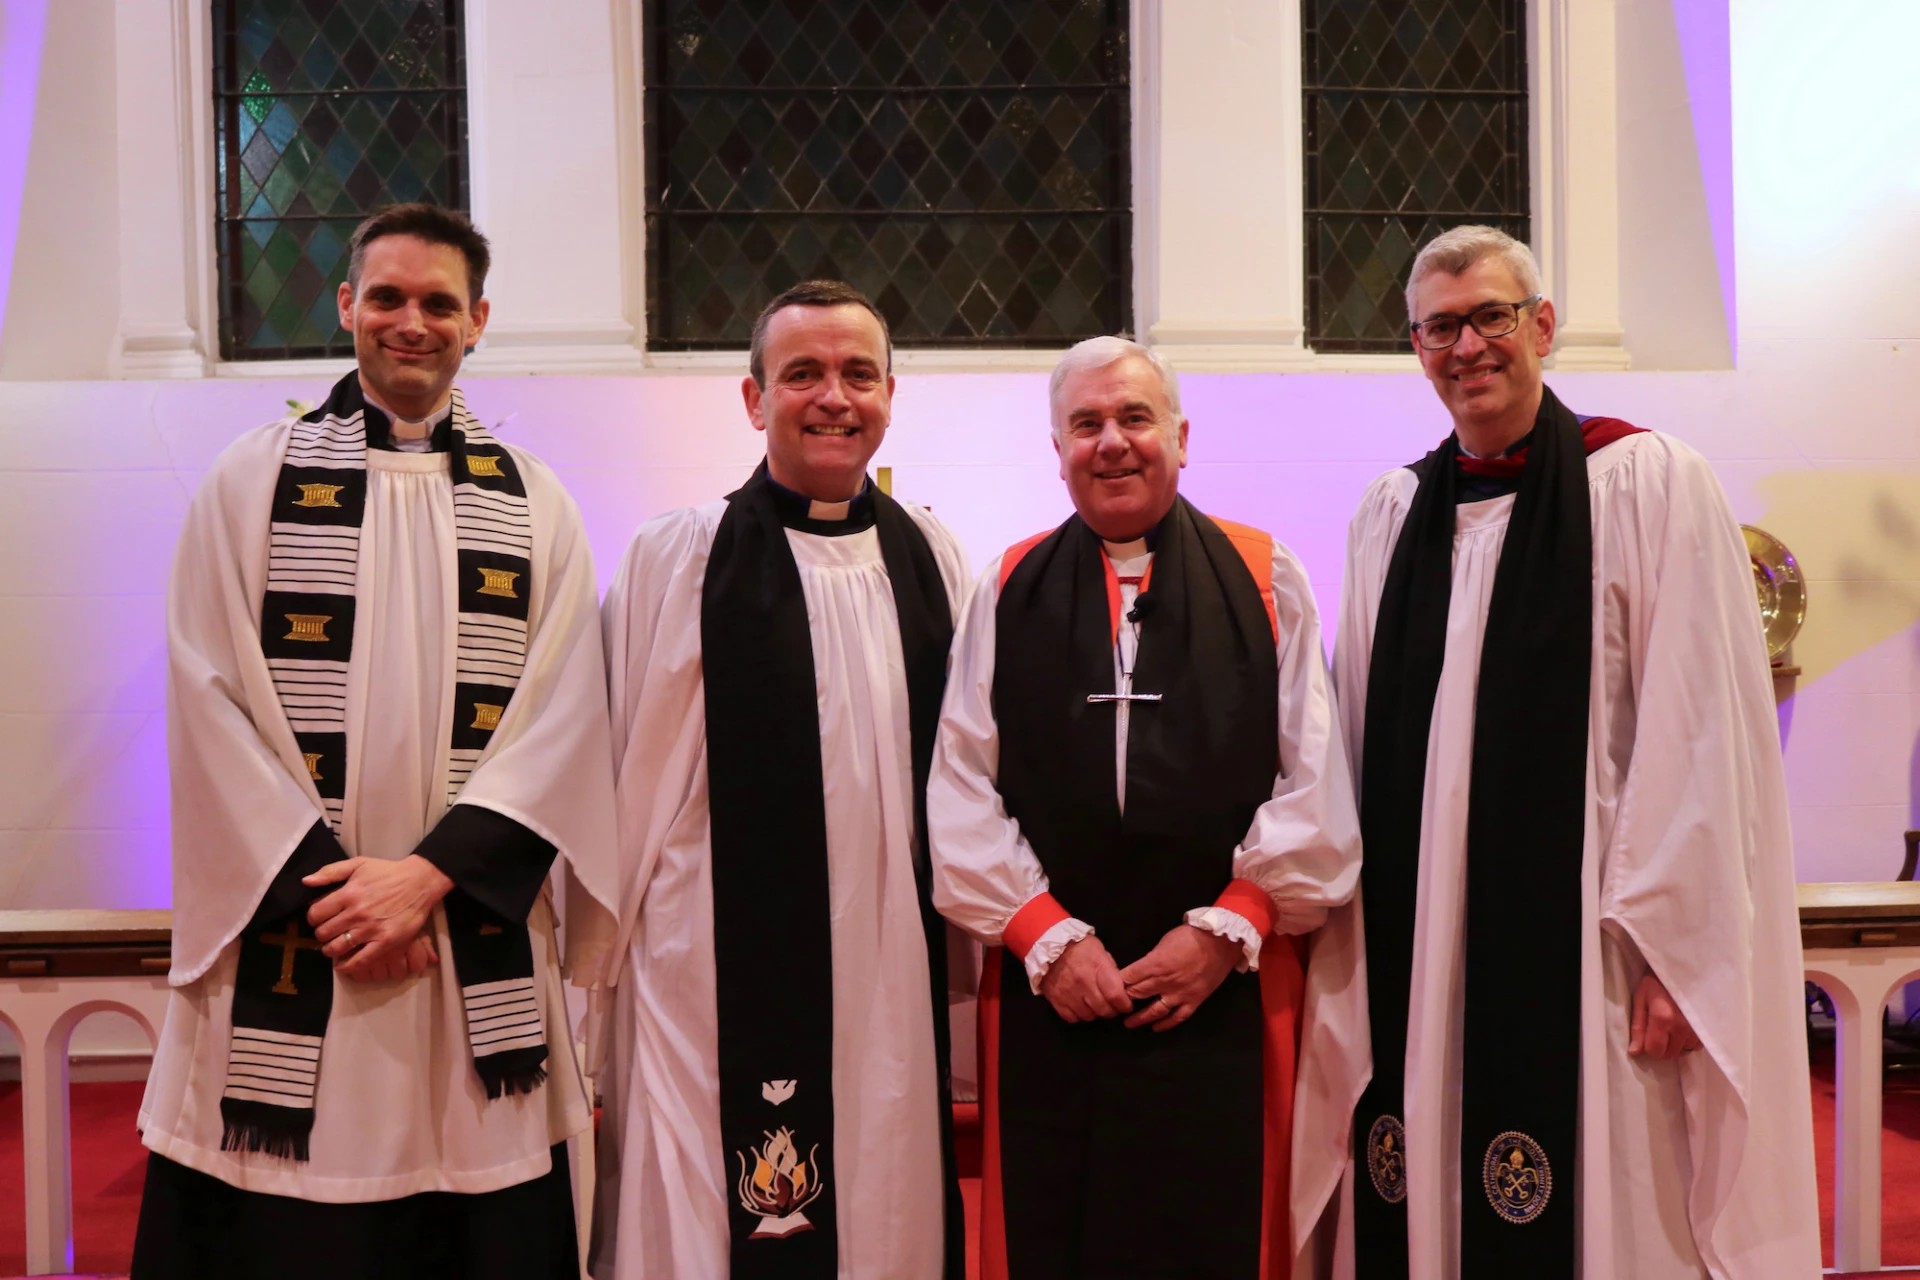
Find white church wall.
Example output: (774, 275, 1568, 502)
(0, 0, 1916, 913)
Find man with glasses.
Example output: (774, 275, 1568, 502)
(1293, 225, 1818, 1278)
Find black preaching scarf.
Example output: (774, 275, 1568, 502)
(1353, 386, 1593, 1277)
(702, 461, 962, 1280)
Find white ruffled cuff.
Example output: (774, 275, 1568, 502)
(1021, 917, 1096, 993)
(1184, 906, 1265, 972)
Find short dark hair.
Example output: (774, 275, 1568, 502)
(748, 280, 893, 387)
(346, 203, 491, 302)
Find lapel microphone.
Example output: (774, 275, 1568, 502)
(1126, 592, 1157, 625)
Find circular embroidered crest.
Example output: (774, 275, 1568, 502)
(1482, 1131, 1552, 1224)
(1366, 1115, 1408, 1204)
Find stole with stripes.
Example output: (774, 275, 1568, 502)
(220, 372, 548, 1162)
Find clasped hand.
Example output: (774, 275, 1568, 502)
(1039, 924, 1240, 1033)
(303, 854, 454, 983)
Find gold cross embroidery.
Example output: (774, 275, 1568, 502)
(302, 752, 324, 780)
(260, 919, 324, 995)
(476, 567, 520, 598)
(293, 483, 344, 508)
(470, 703, 504, 731)
(465, 454, 505, 478)
(284, 614, 333, 643)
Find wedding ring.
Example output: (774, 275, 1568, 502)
(343, 930, 355, 948)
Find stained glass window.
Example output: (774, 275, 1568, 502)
(213, 0, 469, 361)
(645, 1, 1133, 350)
(1302, 0, 1530, 353)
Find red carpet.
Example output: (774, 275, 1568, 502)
(0, 1080, 148, 1277)
(4, 1061, 1911, 1278)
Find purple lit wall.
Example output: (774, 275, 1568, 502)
(0, 0, 46, 353)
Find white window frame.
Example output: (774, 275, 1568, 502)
(116, 0, 1627, 379)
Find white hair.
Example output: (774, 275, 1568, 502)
(1047, 336, 1182, 436)
(1404, 225, 1544, 322)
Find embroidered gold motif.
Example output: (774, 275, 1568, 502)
(1482, 1131, 1552, 1224)
(736, 1125, 826, 1239)
(465, 454, 505, 478)
(1368, 1115, 1408, 1204)
(302, 752, 324, 781)
(260, 919, 324, 996)
(478, 923, 502, 936)
(293, 483, 345, 508)
(470, 703, 505, 731)
(284, 614, 333, 643)
(476, 567, 520, 598)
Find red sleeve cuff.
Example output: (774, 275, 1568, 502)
(1003, 892, 1071, 961)
(1214, 879, 1278, 939)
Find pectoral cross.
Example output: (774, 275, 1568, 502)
(260, 919, 324, 995)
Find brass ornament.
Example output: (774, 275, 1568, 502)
(1740, 525, 1806, 660)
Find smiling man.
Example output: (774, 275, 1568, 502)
(1295, 226, 1818, 1278)
(592, 281, 970, 1279)
(928, 336, 1361, 1278)
(133, 204, 619, 1279)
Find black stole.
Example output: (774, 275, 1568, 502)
(701, 461, 962, 1279)
(990, 498, 1276, 1277)
(1353, 386, 1594, 1276)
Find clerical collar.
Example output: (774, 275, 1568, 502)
(765, 473, 877, 537)
(1103, 537, 1151, 564)
(363, 398, 455, 453)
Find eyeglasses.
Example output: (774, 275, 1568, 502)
(1409, 296, 1542, 350)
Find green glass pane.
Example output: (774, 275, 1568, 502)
(244, 252, 284, 310)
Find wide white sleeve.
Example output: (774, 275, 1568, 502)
(1191, 541, 1363, 968)
(927, 558, 1094, 990)
(591, 506, 719, 994)
(166, 422, 340, 986)
(1595, 439, 1819, 1277)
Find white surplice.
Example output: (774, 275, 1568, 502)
(1295, 430, 1819, 1278)
(143, 419, 620, 1201)
(928, 532, 1362, 977)
(591, 499, 970, 1280)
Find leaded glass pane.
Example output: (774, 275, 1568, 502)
(646, 1, 1132, 349)
(1303, 0, 1529, 353)
(213, 0, 468, 361)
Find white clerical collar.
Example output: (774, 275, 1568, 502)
(808, 497, 851, 521)
(390, 402, 453, 453)
(1102, 537, 1150, 561)
(362, 387, 454, 453)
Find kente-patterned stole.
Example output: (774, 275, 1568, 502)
(219, 371, 545, 1162)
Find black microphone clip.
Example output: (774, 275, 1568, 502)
(1125, 592, 1156, 625)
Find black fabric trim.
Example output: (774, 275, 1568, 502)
(413, 803, 558, 925)
(702, 459, 961, 1279)
(252, 819, 348, 927)
(1354, 387, 1591, 1276)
